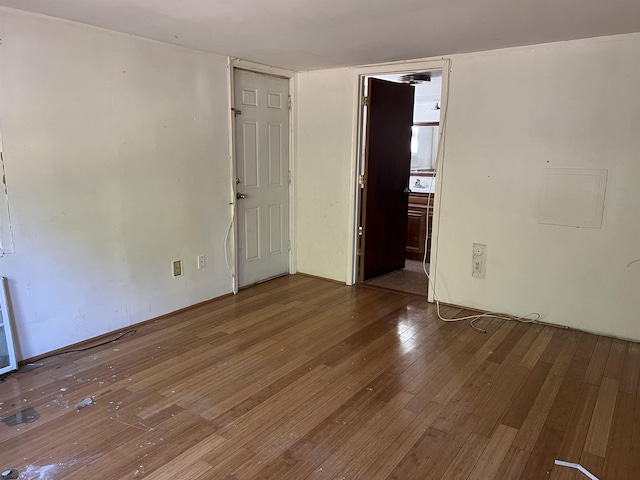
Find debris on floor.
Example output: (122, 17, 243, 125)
(53, 397, 69, 409)
(1, 407, 40, 426)
(75, 398, 95, 410)
(554, 460, 599, 480)
(1, 469, 19, 479)
(19, 464, 63, 480)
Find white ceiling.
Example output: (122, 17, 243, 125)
(1, 0, 639, 71)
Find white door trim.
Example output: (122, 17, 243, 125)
(347, 58, 452, 304)
(229, 59, 297, 293)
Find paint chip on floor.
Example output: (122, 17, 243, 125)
(1, 468, 19, 479)
(75, 398, 94, 410)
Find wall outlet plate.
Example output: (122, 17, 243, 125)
(172, 260, 183, 278)
(472, 243, 486, 279)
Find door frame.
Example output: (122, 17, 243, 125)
(228, 59, 297, 293)
(348, 59, 451, 303)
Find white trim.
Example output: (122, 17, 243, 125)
(346, 74, 365, 285)
(0, 277, 17, 374)
(226, 58, 239, 294)
(347, 58, 452, 293)
(288, 74, 298, 275)
(231, 58, 295, 79)
(350, 58, 451, 76)
(427, 59, 452, 302)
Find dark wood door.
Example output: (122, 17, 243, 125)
(360, 78, 415, 281)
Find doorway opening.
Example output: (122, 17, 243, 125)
(355, 68, 445, 297)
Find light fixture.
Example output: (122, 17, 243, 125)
(398, 72, 431, 84)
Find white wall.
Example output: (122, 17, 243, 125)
(295, 69, 357, 281)
(296, 33, 640, 341)
(0, 9, 233, 359)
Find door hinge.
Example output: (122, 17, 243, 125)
(288, 171, 292, 183)
(362, 96, 369, 107)
(358, 174, 365, 186)
(288, 240, 291, 251)
(357, 248, 362, 256)
(287, 95, 292, 110)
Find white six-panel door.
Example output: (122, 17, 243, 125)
(234, 69, 290, 288)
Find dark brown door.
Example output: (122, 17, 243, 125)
(360, 78, 415, 281)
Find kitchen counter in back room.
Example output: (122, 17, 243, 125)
(409, 174, 436, 194)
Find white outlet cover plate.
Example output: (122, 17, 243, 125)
(172, 260, 183, 277)
(472, 243, 487, 279)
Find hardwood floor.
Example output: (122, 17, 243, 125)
(0, 274, 638, 479)
(364, 260, 428, 297)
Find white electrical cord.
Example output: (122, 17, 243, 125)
(418, 63, 540, 333)
(554, 460, 599, 480)
(418, 178, 540, 333)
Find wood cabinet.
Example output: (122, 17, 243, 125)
(406, 194, 433, 262)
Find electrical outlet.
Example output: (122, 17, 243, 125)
(197, 254, 206, 269)
(172, 260, 183, 278)
(472, 243, 486, 279)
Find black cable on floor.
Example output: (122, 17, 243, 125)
(0, 329, 137, 383)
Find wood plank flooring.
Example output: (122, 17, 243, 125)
(0, 274, 638, 479)
(364, 260, 428, 297)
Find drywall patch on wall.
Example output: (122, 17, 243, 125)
(539, 168, 607, 228)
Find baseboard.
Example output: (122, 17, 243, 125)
(20, 292, 234, 365)
(295, 272, 347, 285)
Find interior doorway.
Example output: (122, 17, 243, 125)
(356, 69, 444, 297)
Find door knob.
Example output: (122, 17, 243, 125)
(404, 188, 412, 194)
(236, 192, 246, 199)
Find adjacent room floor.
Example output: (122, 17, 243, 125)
(364, 259, 429, 296)
(0, 275, 637, 479)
